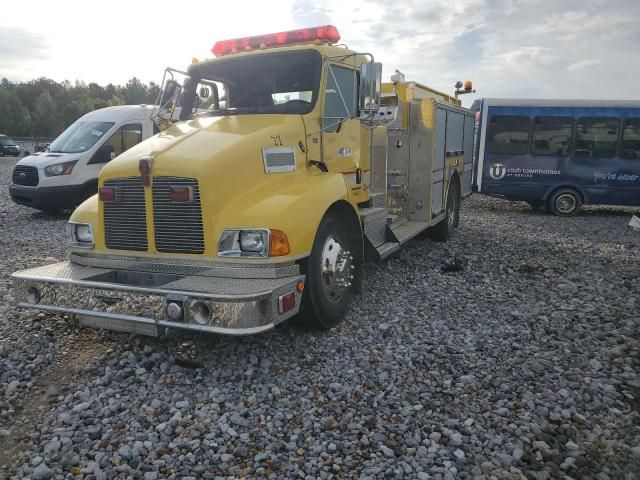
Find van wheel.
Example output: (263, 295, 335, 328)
(301, 213, 354, 329)
(431, 180, 459, 242)
(548, 188, 582, 216)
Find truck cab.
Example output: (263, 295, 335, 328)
(13, 26, 474, 336)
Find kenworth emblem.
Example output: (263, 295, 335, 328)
(139, 156, 154, 187)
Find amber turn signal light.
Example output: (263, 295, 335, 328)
(269, 229, 290, 257)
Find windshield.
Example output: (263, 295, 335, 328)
(184, 50, 321, 117)
(49, 121, 115, 153)
(0, 138, 16, 146)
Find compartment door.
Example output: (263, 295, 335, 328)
(462, 114, 475, 196)
(432, 108, 447, 215)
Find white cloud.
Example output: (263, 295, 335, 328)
(567, 59, 601, 72)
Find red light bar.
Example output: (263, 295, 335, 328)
(170, 186, 193, 202)
(212, 25, 340, 56)
(99, 187, 116, 201)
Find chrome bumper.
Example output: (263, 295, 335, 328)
(12, 261, 305, 336)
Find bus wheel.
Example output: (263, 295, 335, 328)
(431, 180, 459, 242)
(549, 188, 582, 216)
(302, 213, 355, 329)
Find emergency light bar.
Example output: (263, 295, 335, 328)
(212, 25, 341, 56)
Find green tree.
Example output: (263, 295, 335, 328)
(33, 91, 59, 137)
(122, 77, 148, 105)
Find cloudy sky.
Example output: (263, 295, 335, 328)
(1, 0, 639, 107)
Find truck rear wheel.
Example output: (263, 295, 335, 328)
(430, 180, 459, 242)
(301, 214, 355, 329)
(548, 188, 582, 216)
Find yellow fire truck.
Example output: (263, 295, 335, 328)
(13, 26, 475, 336)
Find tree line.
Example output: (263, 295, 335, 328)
(0, 77, 161, 138)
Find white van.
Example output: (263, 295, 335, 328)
(10, 105, 157, 212)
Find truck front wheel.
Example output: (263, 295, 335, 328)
(301, 214, 355, 329)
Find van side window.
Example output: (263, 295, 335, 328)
(488, 115, 530, 155)
(323, 65, 357, 134)
(575, 117, 620, 158)
(621, 118, 640, 159)
(102, 123, 143, 158)
(531, 116, 574, 156)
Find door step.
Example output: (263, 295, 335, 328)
(359, 207, 387, 248)
(367, 191, 386, 209)
(389, 221, 430, 244)
(376, 242, 400, 260)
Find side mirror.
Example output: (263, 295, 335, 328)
(90, 144, 115, 164)
(160, 79, 180, 107)
(359, 62, 382, 117)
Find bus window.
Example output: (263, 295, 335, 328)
(488, 115, 530, 155)
(575, 117, 620, 157)
(621, 118, 640, 159)
(531, 117, 574, 156)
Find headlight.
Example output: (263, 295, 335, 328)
(44, 160, 77, 177)
(239, 230, 266, 252)
(76, 224, 93, 243)
(218, 229, 269, 257)
(218, 229, 290, 257)
(66, 222, 94, 248)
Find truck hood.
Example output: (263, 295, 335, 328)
(99, 114, 316, 229)
(101, 114, 308, 180)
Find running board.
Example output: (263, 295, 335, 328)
(376, 242, 400, 260)
(389, 221, 430, 244)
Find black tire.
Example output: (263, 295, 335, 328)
(548, 188, 582, 217)
(301, 213, 355, 329)
(430, 180, 460, 242)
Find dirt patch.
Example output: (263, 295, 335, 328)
(0, 330, 108, 475)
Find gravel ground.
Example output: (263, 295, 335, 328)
(0, 156, 639, 480)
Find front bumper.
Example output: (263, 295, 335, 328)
(12, 260, 305, 336)
(10, 184, 85, 210)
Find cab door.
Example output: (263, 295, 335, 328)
(321, 63, 363, 197)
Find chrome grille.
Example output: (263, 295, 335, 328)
(12, 165, 39, 186)
(152, 177, 205, 254)
(103, 178, 148, 251)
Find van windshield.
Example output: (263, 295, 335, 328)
(184, 50, 321, 117)
(0, 138, 16, 146)
(49, 121, 115, 153)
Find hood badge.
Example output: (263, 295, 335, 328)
(139, 156, 154, 187)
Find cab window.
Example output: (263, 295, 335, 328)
(323, 65, 357, 134)
(102, 123, 143, 158)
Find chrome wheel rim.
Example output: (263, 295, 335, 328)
(556, 194, 577, 214)
(320, 236, 353, 304)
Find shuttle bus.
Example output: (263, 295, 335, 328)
(474, 99, 640, 215)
